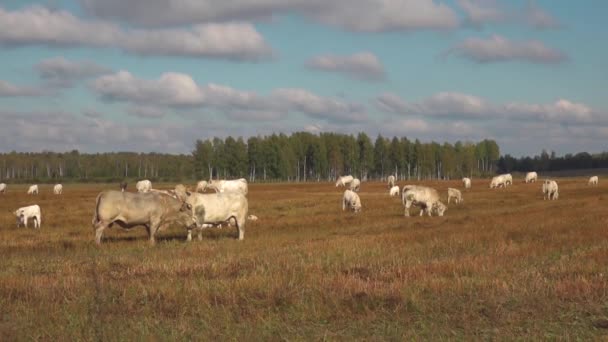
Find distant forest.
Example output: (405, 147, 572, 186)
(0, 132, 604, 183)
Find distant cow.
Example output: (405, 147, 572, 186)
(136, 180, 152, 193)
(196, 180, 208, 193)
(350, 178, 361, 192)
(120, 181, 127, 192)
(179, 189, 248, 241)
(27, 184, 39, 195)
(490, 175, 509, 188)
(525, 172, 538, 183)
(335, 175, 354, 187)
(588, 176, 599, 186)
(542, 180, 559, 200)
(92, 186, 196, 245)
(206, 178, 248, 195)
(53, 184, 63, 195)
(342, 189, 362, 213)
(402, 185, 446, 217)
(0, 183, 6, 194)
(462, 177, 471, 189)
(387, 175, 396, 188)
(447, 188, 463, 204)
(15, 204, 41, 229)
(389, 185, 400, 197)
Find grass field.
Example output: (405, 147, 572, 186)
(1, 179, 607, 340)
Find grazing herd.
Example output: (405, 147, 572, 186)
(0, 172, 602, 244)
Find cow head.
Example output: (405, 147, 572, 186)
(433, 202, 447, 217)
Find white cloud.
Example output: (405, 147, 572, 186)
(306, 52, 386, 81)
(376, 92, 602, 125)
(0, 80, 48, 97)
(446, 35, 566, 64)
(524, 1, 560, 29)
(36, 57, 111, 86)
(91, 71, 367, 123)
(457, 0, 506, 27)
(127, 105, 168, 119)
(81, 0, 459, 32)
(0, 6, 272, 61)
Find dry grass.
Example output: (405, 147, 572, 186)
(0, 179, 607, 340)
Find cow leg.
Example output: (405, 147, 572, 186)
(235, 215, 246, 240)
(404, 201, 411, 217)
(187, 229, 193, 242)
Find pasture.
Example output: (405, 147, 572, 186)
(0, 179, 607, 340)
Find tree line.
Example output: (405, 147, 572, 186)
(0, 132, 501, 183)
(498, 150, 608, 173)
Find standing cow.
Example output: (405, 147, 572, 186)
(136, 180, 152, 193)
(15, 205, 41, 229)
(389, 186, 400, 197)
(335, 175, 354, 187)
(447, 188, 463, 204)
(402, 185, 446, 217)
(350, 178, 361, 192)
(0, 183, 6, 194)
(179, 189, 248, 241)
(462, 177, 471, 189)
(542, 180, 559, 200)
(206, 178, 248, 195)
(525, 172, 538, 183)
(27, 184, 39, 195)
(92, 186, 196, 245)
(588, 176, 599, 186)
(342, 189, 362, 213)
(387, 175, 396, 189)
(53, 184, 63, 195)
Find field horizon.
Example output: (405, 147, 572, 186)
(1, 178, 607, 340)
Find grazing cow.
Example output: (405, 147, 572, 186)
(462, 177, 471, 189)
(136, 179, 152, 193)
(490, 175, 509, 188)
(525, 172, 538, 183)
(335, 175, 354, 187)
(196, 180, 208, 193)
(120, 181, 127, 192)
(588, 176, 599, 186)
(53, 184, 63, 195)
(542, 180, 559, 200)
(0, 183, 6, 194)
(350, 178, 361, 192)
(206, 178, 248, 195)
(178, 189, 248, 241)
(387, 175, 396, 188)
(447, 188, 463, 204)
(504, 173, 513, 186)
(15, 205, 41, 229)
(342, 189, 362, 213)
(91, 186, 196, 245)
(27, 184, 39, 195)
(389, 185, 400, 197)
(402, 185, 446, 217)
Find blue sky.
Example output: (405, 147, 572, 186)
(0, 0, 606, 156)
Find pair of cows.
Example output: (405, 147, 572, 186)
(95, 180, 249, 245)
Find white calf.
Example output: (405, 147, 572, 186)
(462, 177, 471, 189)
(335, 175, 354, 187)
(588, 176, 598, 186)
(136, 179, 152, 193)
(350, 178, 361, 192)
(447, 188, 463, 204)
(15, 205, 41, 228)
(342, 189, 362, 213)
(542, 180, 559, 200)
(53, 184, 63, 195)
(389, 186, 400, 197)
(525, 172, 538, 183)
(0, 183, 6, 194)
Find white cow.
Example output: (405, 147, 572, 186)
(402, 185, 446, 217)
(53, 184, 63, 195)
(462, 177, 471, 189)
(0, 183, 6, 194)
(350, 178, 361, 192)
(15, 205, 41, 229)
(178, 189, 249, 241)
(389, 185, 400, 197)
(196, 180, 208, 193)
(387, 175, 396, 188)
(27, 184, 39, 195)
(490, 175, 509, 188)
(342, 189, 362, 213)
(207, 178, 248, 195)
(588, 176, 599, 186)
(335, 175, 354, 187)
(447, 188, 463, 204)
(542, 180, 559, 200)
(505, 173, 513, 186)
(136, 179, 152, 193)
(525, 172, 538, 183)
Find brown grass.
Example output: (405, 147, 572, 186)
(0, 179, 607, 340)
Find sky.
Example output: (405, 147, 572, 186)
(0, 0, 606, 157)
